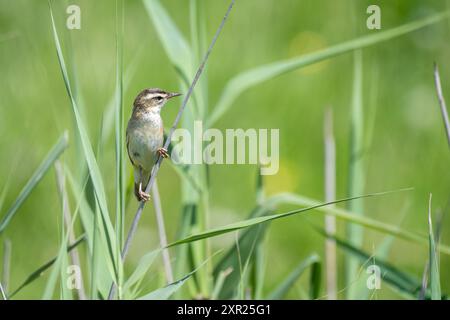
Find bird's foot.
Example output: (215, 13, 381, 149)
(157, 147, 169, 158)
(138, 190, 150, 202)
(135, 182, 151, 202)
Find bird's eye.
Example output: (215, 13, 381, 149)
(155, 96, 163, 101)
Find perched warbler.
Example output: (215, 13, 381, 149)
(126, 88, 181, 201)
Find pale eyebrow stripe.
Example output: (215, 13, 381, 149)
(146, 93, 164, 99)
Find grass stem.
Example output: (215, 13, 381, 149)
(346, 49, 365, 299)
(324, 108, 337, 300)
(54, 161, 87, 300)
(433, 63, 450, 148)
(152, 180, 174, 283)
(2, 239, 11, 295)
(0, 281, 6, 300)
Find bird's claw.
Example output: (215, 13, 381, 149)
(157, 147, 169, 158)
(138, 190, 151, 202)
(135, 182, 151, 202)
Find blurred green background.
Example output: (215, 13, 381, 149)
(0, 0, 449, 299)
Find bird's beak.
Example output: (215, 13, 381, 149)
(167, 92, 182, 99)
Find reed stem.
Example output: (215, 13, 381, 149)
(152, 180, 174, 283)
(324, 108, 337, 300)
(433, 63, 450, 148)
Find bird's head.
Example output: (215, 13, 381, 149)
(133, 88, 181, 113)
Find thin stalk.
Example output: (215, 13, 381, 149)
(114, 0, 125, 247)
(2, 239, 11, 295)
(433, 63, 450, 148)
(324, 108, 337, 300)
(113, 0, 126, 298)
(190, 0, 200, 63)
(235, 232, 244, 299)
(211, 268, 232, 299)
(188, 0, 211, 297)
(0, 281, 6, 300)
(89, 202, 99, 299)
(108, 0, 235, 299)
(428, 194, 441, 299)
(54, 161, 86, 300)
(152, 180, 174, 283)
(346, 49, 365, 299)
(419, 207, 445, 299)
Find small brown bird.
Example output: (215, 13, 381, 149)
(126, 88, 181, 201)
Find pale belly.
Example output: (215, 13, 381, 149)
(127, 119, 163, 172)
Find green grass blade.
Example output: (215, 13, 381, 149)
(65, 168, 113, 299)
(8, 235, 85, 299)
(234, 231, 258, 300)
(2, 239, 11, 294)
(189, 0, 200, 64)
(0, 174, 12, 214)
(65, 169, 95, 252)
(43, 172, 81, 300)
(114, 0, 125, 250)
(0, 132, 69, 233)
(164, 134, 204, 193)
(211, 268, 232, 300)
(54, 161, 78, 300)
(213, 207, 269, 299)
(346, 50, 365, 299)
(251, 243, 265, 300)
(90, 203, 101, 299)
(189, 0, 208, 119)
(48, 1, 122, 289)
(143, 0, 193, 82)
(59, 244, 73, 300)
(320, 231, 425, 298)
(137, 275, 190, 300)
(171, 189, 450, 256)
(214, 171, 268, 299)
(420, 205, 446, 300)
(353, 234, 395, 300)
(101, 52, 141, 147)
(434, 63, 450, 148)
(168, 189, 427, 247)
(55, 231, 74, 300)
(428, 195, 441, 300)
(208, 11, 450, 126)
(309, 258, 322, 300)
(123, 249, 160, 293)
(137, 255, 212, 300)
(251, 170, 267, 300)
(42, 240, 67, 300)
(267, 254, 320, 300)
(0, 282, 6, 300)
(261, 192, 450, 256)
(168, 162, 203, 194)
(173, 204, 197, 298)
(323, 108, 337, 300)
(353, 204, 409, 299)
